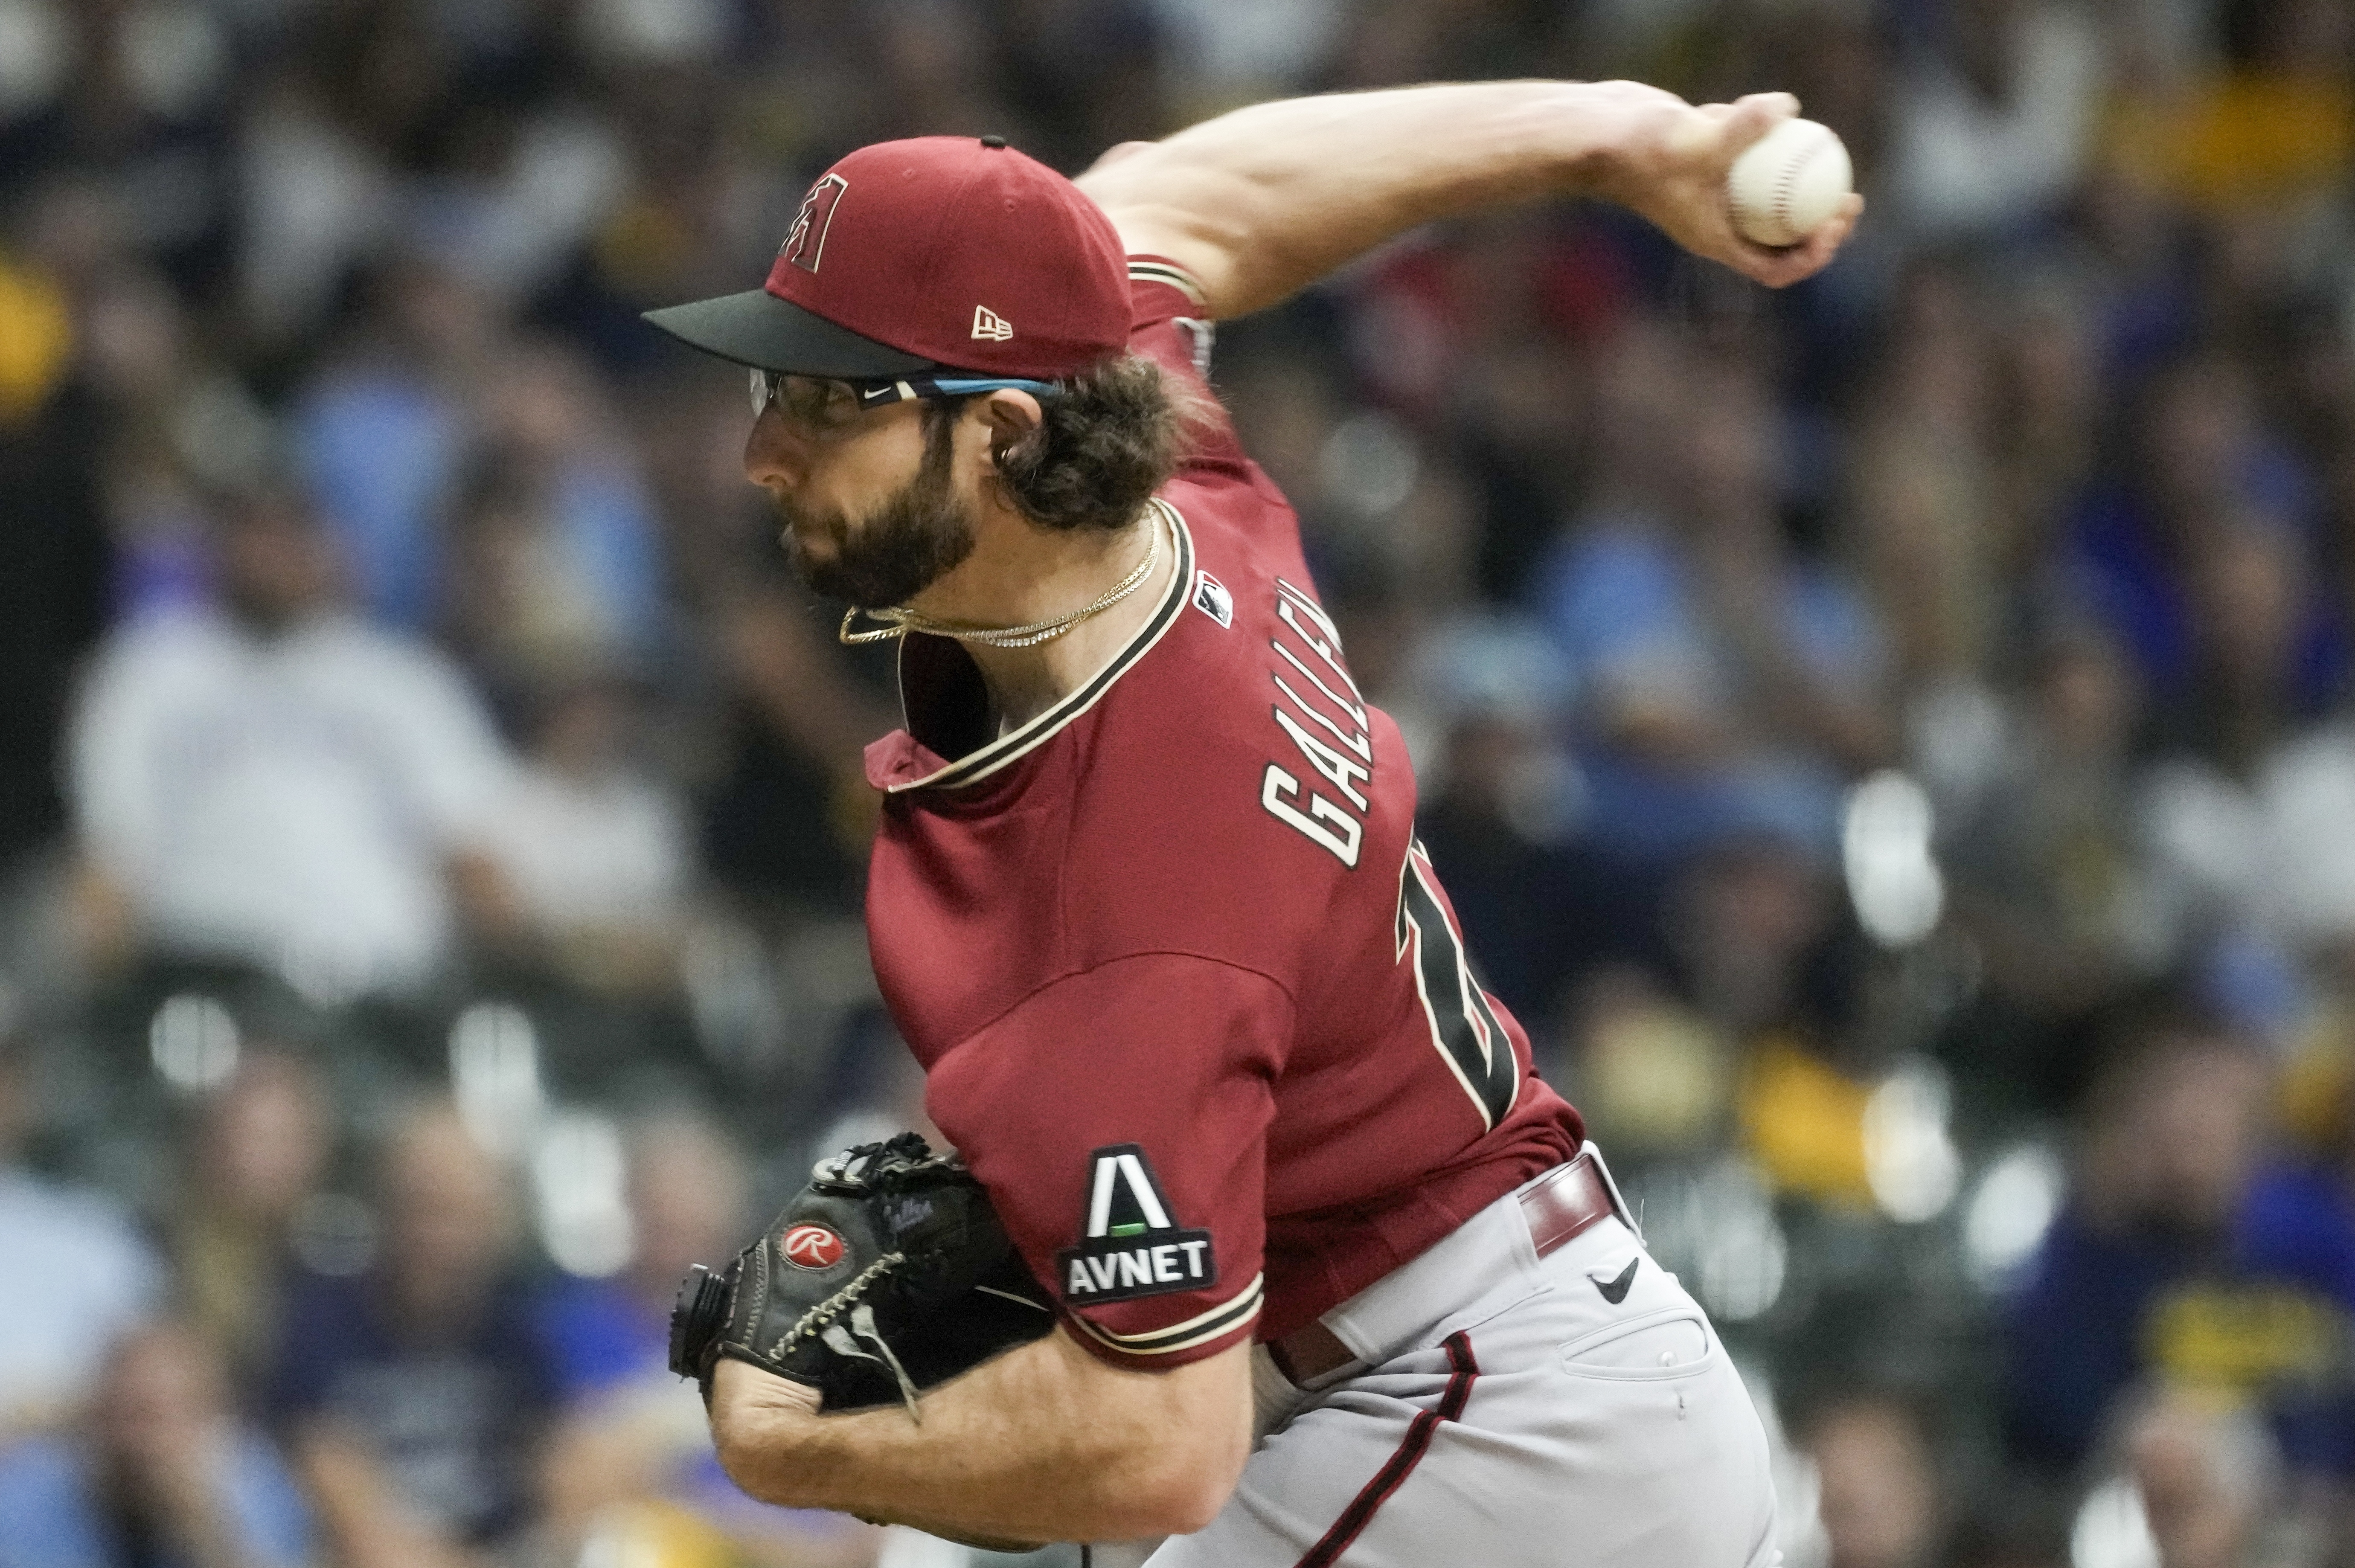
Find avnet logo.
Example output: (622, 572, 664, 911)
(1056, 1144, 1216, 1305)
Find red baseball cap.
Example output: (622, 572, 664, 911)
(644, 135, 1131, 382)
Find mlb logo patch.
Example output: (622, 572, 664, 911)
(1173, 317, 1215, 378)
(1192, 571, 1233, 628)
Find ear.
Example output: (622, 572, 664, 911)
(977, 389, 1044, 463)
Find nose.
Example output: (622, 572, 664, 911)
(742, 407, 808, 490)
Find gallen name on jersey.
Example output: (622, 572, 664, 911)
(1259, 578, 1372, 868)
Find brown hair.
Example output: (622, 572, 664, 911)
(930, 353, 1200, 533)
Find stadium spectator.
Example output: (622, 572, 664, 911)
(1882, 0, 2108, 238)
(0, 1322, 313, 1568)
(287, 258, 491, 632)
(168, 1049, 332, 1401)
(480, 675, 690, 996)
(549, 59, 784, 371)
(1985, 287, 2100, 589)
(1792, 1388, 1946, 1568)
(1537, 333, 1890, 865)
(1700, 844, 1887, 1208)
(2000, 998, 2273, 1476)
(267, 1099, 557, 1567)
(0, 1021, 163, 1437)
(73, 263, 272, 621)
(2065, 354, 2333, 718)
(67, 479, 526, 1000)
(2138, 514, 2350, 966)
(1942, 624, 2162, 1112)
(636, 372, 897, 918)
(1850, 261, 2002, 710)
(2221, 1016, 2355, 1480)
(0, 0, 239, 297)
(437, 339, 665, 706)
(1407, 613, 1650, 1031)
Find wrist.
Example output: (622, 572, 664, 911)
(1563, 80, 1693, 209)
(709, 1359, 824, 1506)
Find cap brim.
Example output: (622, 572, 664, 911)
(641, 288, 937, 378)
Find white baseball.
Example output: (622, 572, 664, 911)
(1725, 118, 1852, 248)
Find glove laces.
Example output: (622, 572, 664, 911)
(822, 1302, 925, 1423)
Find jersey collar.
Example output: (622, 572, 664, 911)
(863, 499, 1195, 793)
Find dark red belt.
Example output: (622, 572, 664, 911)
(1269, 1149, 1625, 1386)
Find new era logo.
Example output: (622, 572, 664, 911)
(971, 305, 1013, 341)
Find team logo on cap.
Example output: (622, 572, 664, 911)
(971, 305, 1013, 341)
(779, 1223, 847, 1269)
(781, 174, 849, 274)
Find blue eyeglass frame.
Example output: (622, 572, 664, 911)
(750, 368, 1061, 419)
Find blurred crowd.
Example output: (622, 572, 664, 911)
(4, 0, 2355, 1565)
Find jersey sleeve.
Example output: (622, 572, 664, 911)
(1125, 257, 1250, 478)
(923, 952, 1290, 1369)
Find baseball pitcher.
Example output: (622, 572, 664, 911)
(648, 79, 1858, 1565)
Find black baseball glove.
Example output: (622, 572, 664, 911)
(669, 1132, 1055, 1420)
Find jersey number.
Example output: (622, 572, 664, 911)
(1396, 842, 1520, 1130)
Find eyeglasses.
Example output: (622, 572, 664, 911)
(749, 369, 1060, 427)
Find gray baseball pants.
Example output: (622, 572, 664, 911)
(1112, 1166, 1780, 1567)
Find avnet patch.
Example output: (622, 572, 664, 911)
(1061, 1229, 1217, 1303)
(1058, 1144, 1218, 1304)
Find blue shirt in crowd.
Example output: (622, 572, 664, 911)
(2002, 1202, 2194, 1472)
(266, 1268, 559, 1547)
(0, 1432, 311, 1568)
(2005, 1167, 2355, 1478)
(1535, 515, 1881, 862)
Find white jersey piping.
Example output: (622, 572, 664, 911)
(883, 499, 1195, 794)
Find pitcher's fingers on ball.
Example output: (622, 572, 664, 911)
(1738, 192, 1864, 288)
(1708, 91, 1800, 146)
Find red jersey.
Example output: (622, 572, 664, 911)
(863, 257, 1583, 1370)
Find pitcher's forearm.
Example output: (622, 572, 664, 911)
(708, 1331, 1250, 1542)
(1077, 81, 1637, 318)
(1080, 82, 1857, 315)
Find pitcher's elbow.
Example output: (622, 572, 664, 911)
(1105, 1424, 1245, 1536)
(1158, 1470, 1238, 1536)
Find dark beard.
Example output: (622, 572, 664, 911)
(776, 412, 977, 609)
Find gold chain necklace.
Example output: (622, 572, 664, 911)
(838, 506, 1165, 649)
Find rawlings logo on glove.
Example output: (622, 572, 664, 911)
(669, 1132, 1055, 1421)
